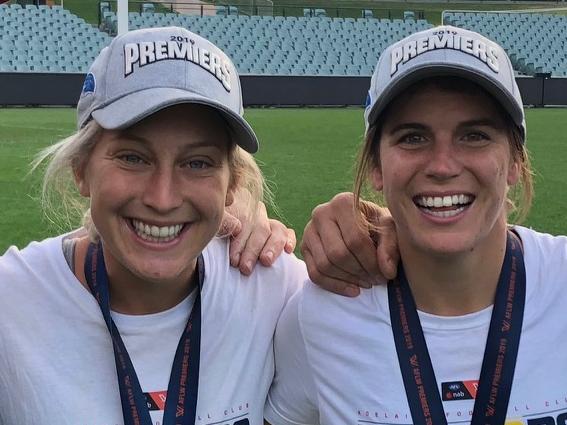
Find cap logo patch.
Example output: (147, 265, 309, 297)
(123, 38, 232, 92)
(81, 73, 96, 95)
(390, 29, 499, 76)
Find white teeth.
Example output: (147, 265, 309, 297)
(131, 219, 185, 243)
(417, 194, 472, 209)
(423, 206, 466, 218)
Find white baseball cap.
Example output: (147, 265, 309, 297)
(77, 26, 258, 153)
(365, 25, 526, 142)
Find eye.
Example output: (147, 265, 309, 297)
(118, 153, 147, 165)
(398, 133, 428, 148)
(461, 132, 490, 144)
(186, 159, 211, 169)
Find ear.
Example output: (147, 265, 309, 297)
(73, 164, 90, 198)
(507, 159, 521, 186)
(225, 188, 235, 207)
(370, 165, 384, 191)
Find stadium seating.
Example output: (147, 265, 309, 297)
(0, 3, 112, 73)
(98, 11, 431, 76)
(444, 11, 567, 76)
(1, 3, 566, 80)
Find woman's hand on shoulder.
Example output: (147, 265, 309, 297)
(219, 201, 296, 276)
(301, 192, 399, 297)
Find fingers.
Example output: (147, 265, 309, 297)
(231, 202, 270, 275)
(301, 192, 401, 296)
(302, 247, 361, 297)
(315, 208, 380, 283)
(237, 222, 271, 275)
(301, 216, 370, 288)
(375, 215, 399, 280)
(259, 220, 295, 267)
(228, 216, 253, 268)
(218, 211, 242, 239)
(308, 193, 380, 282)
(284, 228, 296, 254)
(227, 199, 297, 275)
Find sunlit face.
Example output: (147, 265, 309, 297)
(371, 83, 520, 257)
(76, 104, 233, 287)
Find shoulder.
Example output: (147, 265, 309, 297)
(0, 234, 67, 278)
(287, 280, 381, 347)
(514, 226, 567, 268)
(298, 279, 378, 324)
(0, 234, 81, 317)
(513, 225, 567, 311)
(201, 236, 307, 304)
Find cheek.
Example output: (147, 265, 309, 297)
(199, 175, 231, 212)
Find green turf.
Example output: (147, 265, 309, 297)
(1, 107, 567, 254)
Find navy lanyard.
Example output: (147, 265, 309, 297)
(388, 231, 525, 425)
(84, 242, 202, 425)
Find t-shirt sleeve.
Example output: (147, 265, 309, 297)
(264, 288, 319, 425)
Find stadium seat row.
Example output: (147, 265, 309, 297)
(2, 4, 567, 77)
(444, 11, 567, 76)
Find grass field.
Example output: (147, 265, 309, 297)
(1, 107, 567, 254)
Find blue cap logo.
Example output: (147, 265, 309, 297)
(365, 91, 372, 108)
(82, 73, 96, 95)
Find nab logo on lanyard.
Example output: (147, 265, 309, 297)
(442, 381, 478, 401)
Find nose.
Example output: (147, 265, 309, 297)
(423, 138, 463, 180)
(141, 167, 183, 213)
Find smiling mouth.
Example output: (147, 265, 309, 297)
(129, 218, 187, 243)
(414, 194, 474, 218)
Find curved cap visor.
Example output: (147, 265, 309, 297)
(91, 87, 258, 153)
(366, 64, 525, 136)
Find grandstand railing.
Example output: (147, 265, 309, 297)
(98, 0, 425, 21)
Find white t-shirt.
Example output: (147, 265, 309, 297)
(0, 234, 305, 425)
(265, 226, 567, 425)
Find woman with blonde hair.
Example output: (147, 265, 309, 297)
(266, 26, 567, 425)
(0, 26, 305, 425)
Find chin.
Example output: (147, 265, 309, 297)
(413, 232, 478, 256)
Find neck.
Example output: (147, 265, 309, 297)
(74, 237, 198, 315)
(399, 224, 508, 316)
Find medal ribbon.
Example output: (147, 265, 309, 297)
(85, 242, 202, 425)
(388, 231, 525, 425)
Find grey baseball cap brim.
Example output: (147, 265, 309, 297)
(91, 87, 258, 153)
(366, 64, 525, 137)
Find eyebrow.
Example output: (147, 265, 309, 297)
(457, 119, 506, 130)
(387, 123, 428, 134)
(386, 118, 505, 134)
(113, 131, 226, 152)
